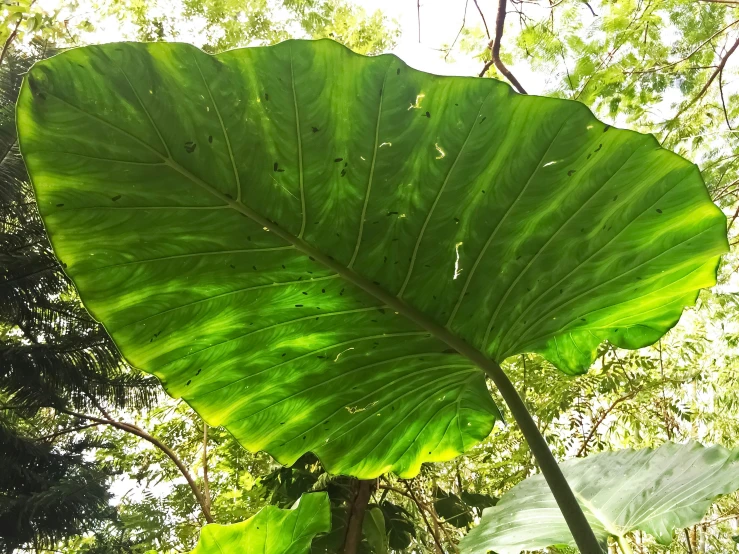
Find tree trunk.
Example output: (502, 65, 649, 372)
(343, 479, 373, 554)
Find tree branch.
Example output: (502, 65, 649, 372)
(202, 423, 211, 514)
(673, 35, 739, 120)
(59, 408, 214, 523)
(479, 0, 528, 94)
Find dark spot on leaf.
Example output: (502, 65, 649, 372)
(309, 256, 315, 261)
(334, 158, 343, 162)
(274, 162, 279, 171)
(613, 195, 618, 201)
(568, 170, 576, 176)
(425, 111, 430, 118)
(388, 211, 398, 215)
(595, 144, 602, 152)
(186, 380, 191, 385)
(208, 135, 213, 143)
(265, 93, 269, 101)
(302, 291, 308, 295)
(56, 203, 64, 207)
(312, 126, 319, 133)
(282, 264, 286, 269)
(282, 353, 286, 357)
(656, 209, 663, 213)
(252, 265, 257, 270)
(225, 193, 233, 199)
(184, 141, 196, 153)
(111, 195, 121, 202)
(479, 116, 486, 124)
(321, 289, 325, 293)
(340, 169, 346, 177)
(295, 304, 303, 307)
(396, 68, 400, 75)
(604, 125, 611, 132)
(196, 369, 202, 375)
(230, 264, 235, 269)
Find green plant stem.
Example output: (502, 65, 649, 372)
(159, 158, 604, 553)
(616, 535, 633, 554)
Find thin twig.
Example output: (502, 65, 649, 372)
(401, 480, 444, 554)
(658, 340, 673, 440)
(719, 66, 733, 130)
(60, 408, 214, 523)
(0, 2, 36, 66)
(672, 35, 739, 121)
(36, 423, 102, 441)
(417, 0, 421, 43)
(446, 0, 470, 60)
(582, 1, 598, 17)
(472, 0, 492, 39)
(576, 387, 642, 457)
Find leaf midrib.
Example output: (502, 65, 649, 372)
(40, 82, 505, 393)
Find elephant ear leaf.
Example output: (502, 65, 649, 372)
(460, 442, 739, 554)
(17, 40, 727, 478)
(191, 492, 330, 554)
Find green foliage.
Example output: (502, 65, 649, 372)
(461, 441, 739, 553)
(89, 0, 398, 54)
(190, 492, 330, 554)
(432, 487, 472, 529)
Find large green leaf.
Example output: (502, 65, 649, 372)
(460, 441, 739, 553)
(190, 492, 330, 554)
(17, 40, 726, 478)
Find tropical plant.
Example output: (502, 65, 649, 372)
(461, 441, 739, 553)
(190, 492, 330, 554)
(14, 34, 730, 552)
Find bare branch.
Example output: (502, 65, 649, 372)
(480, 0, 528, 94)
(60, 408, 214, 523)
